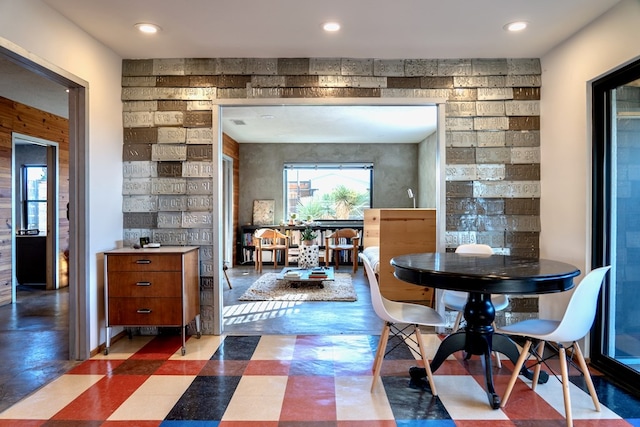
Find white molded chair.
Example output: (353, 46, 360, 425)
(441, 243, 508, 366)
(359, 252, 446, 394)
(498, 266, 611, 427)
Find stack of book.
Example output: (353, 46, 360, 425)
(308, 267, 327, 279)
(284, 270, 302, 279)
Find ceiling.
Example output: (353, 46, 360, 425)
(0, 0, 622, 143)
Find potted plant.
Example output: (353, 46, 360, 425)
(300, 227, 317, 245)
(288, 213, 297, 225)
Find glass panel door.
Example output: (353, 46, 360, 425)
(592, 60, 640, 396)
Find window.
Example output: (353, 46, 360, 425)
(22, 165, 47, 233)
(284, 163, 372, 221)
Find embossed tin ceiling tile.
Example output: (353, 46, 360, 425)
(473, 181, 541, 198)
(254, 75, 287, 88)
(123, 161, 158, 179)
(506, 75, 541, 88)
(123, 143, 152, 161)
(152, 178, 187, 195)
(446, 181, 473, 197)
(505, 164, 540, 181)
(122, 178, 152, 195)
(506, 231, 540, 248)
(510, 147, 541, 164)
(445, 231, 478, 247)
(153, 59, 186, 76)
(506, 100, 540, 116)
(187, 145, 213, 161)
(158, 195, 187, 211)
(219, 58, 247, 75)
(476, 101, 506, 117)
(157, 76, 190, 87)
(509, 116, 540, 131)
(341, 58, 373, 76)
(182, 161, 214, 177)
(309, 58, 341, 76)
(157, 127, 186, 144)
(477, 131, 506, 147)
(157, 212, 182, 228)
(446, 102, 476, 117)
(420, 76, 454, 89)
(123, 195, 158, 213)
(151, 144, 187, 161)
(507, 59, 541, 76)
(157, 100, 187, 111)
(447, 131, 477, 147)
(123, 229, 152, 246)
(184, 111, 212, 128)
(246, 58, 278, 75)
(446, 164, 478, 181)
(475, 147, 511, 163)
(200, 276, 215, 289)
(123, 100, 158, 112)
(474, 116, 510, 131)
(218, 88, 248, 98)
(387, 77, 421, 89)
(189, 76, 218, 87)
(187, 128, 213, 144)
(445, 117, 474, 131)
(123, 111, 154, 128)
(186, 228, 214, 246)
(476, 231, 506, 248)
(447, 214, 479, 231)
(152, 229, 189, 245)
(476, 164, 506, 181)
(122, 77, 156, 87)
(217, 75, 252, 89)
(438, 59, 472, 77)
(374, 59, 405, 77)
(182, 212, 213, 228)
(154, 111, 184, 126)
(505, 198, 540, 215)
(186, 100, 213, 111)
(472, 59, 508, 76)
(509, 247, 539, 258)
(281, 87, 381, 98)
(405, 59, 438, 77)
(186, 179, 214, 195)
(123, 212, 157, 229)
(277, 58, 310, 75)
(283, 75, 319, 88)
(185, 58, 218, 76)
(512, 88, 541, 100)
(187, 195, 213, 211)
(478, 87, 514, 101)
(157, 161, 183, 178)
(123, 125, 158, 143)
(506, 130, 540, 147)
(449, 88, 477, 101)
(446, 147, 476, 164)
(123, 59, 153, 77)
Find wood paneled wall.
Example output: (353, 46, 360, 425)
(222, 133, 239, 265)
(0, 96, 69, 305)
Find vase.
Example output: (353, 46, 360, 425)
(299, 244, 319, 269)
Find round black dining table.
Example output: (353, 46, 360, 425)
(391, 252, 580, 409)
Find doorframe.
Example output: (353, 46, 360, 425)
(11, 133, 59, 296)
(212, 97, 447, 335)
(0, 39, 90, 360)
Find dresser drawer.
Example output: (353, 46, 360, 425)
(108, 297, 182, 326)
(107, 272, 183, 297)
(106, 254, 182, 272)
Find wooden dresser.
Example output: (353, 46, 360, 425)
(104, 246, 200, 355)
(363, 208, 437, 306)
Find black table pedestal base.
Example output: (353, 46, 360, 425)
(411, 292, 548, 409)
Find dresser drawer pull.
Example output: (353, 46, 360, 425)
(136, 281, 151, 286)
(136, 309, 152, 314)
(136, 259, 152, 264)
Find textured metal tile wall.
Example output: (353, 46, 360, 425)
(121, 57, 542, 333)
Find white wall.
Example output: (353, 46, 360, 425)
(540, 0, 640, 318)
(0, 0, 123, 351)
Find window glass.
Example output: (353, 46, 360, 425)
(284, 163, 372, 221)
(23, 165, 47, 233)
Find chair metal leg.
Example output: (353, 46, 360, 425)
(371, 323, 391, 392)
(501, 339, 532, 408)
(414, 326, 438, 396)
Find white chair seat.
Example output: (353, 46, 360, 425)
(498, 266, 611, 427)
(359, 252, 445, 395)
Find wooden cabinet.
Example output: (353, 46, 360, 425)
(364, 208, 437, 306)
(104, 246, 201, 355)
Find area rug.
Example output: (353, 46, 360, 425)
(239, 273, 357, 302)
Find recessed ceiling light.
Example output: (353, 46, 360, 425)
(135, 23, 161, 34)
(323, 22, 340, 32)
(504, 21, 528, 32)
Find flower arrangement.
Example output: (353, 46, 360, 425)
(300, 227, 318, 243)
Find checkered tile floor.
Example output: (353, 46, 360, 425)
(1, 332, 639, 426)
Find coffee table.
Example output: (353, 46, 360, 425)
(276, 266, 334, 288)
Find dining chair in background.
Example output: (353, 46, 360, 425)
(498, 266, 611, 427)
(325, 228, 360, 273)
(441, 243, 509, 366)
(360, 253, 446, 394)
(253, 228, 290, 273)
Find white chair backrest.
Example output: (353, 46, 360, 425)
(551, 266, 611, 342)
(359, 253, 393, 323)
(455, 243, 493, 255)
